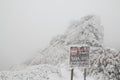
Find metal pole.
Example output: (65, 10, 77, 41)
(84, 68, 86, 80)
(71, 68, 74, 80)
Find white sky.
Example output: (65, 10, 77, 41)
(0, 0, 120, 70)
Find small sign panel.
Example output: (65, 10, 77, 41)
(70, 45, 90, 67)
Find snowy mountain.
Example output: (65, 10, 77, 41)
(30, 15, 104, 66)
(0, 15, 120, 80)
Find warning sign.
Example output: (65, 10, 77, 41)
(70, 45, 90, 67)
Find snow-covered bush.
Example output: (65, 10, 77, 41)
(89, 48, 120, 80)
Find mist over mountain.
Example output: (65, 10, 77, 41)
(29, 15, 103, 66)
(1, 15, 120, 80)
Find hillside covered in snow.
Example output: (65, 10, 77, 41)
(0, 15, 120, 80)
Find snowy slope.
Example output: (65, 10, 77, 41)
(0, 63, 95, 80)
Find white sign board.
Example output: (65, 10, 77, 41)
(70, 45, 90, 67)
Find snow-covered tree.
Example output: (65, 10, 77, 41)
(65, 15, 103, 47)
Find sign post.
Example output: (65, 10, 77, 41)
(71, 68, 74, 80)
(69, 45, 90, 80)
(84, 68, 86, 80)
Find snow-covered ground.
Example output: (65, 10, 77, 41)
(0, 64, 94, 80)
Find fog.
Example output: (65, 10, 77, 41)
(0, 0, 120, 70)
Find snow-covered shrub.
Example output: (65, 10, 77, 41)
(89, 48, 120, 80)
